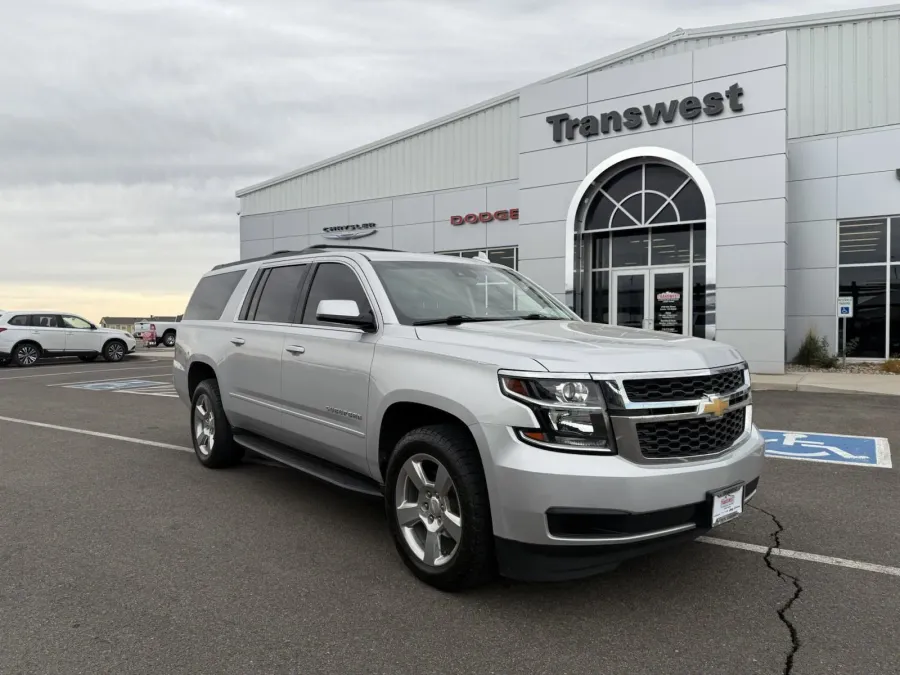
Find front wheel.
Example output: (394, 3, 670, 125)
(191, 379, 244, 468)
(385, 424, 495, 592)
(102, 340, 126, 362)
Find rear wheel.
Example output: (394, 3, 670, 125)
(191, 379, 244, 468)
(385, 424, 495, 592)
(162, 331, 176, 347)
(102, 339, 126, 362)
(12, 342, 41, 367)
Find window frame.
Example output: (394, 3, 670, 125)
(238, 263, 310, 325)
(293, 260, 380, 332)
(836, 215, 900, 360)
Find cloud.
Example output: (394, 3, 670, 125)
(0, 0, 868, 320)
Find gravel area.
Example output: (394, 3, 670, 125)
(786, 362, 898, 375)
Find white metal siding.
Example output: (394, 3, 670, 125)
(587, 19, 900, 139)
(240, 99, 519, 216)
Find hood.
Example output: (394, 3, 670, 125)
(414, 320, 744, 374)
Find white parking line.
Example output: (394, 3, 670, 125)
(0, 365, 171, 381)
(699, 536, 900, 578)
(2, 412, 898, 579)
(0, 415, 191, 452)
(47, 373, 173, 387)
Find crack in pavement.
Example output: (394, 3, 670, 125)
(751, 504, 803, 675)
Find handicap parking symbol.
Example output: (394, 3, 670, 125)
(66, 379, 165, 392)
(761, 430, 892, 468)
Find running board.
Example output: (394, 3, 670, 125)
(234, 432, 383, 498)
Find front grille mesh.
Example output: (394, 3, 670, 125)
(624, 368, 745, 402)
(637, 409, 746, 459)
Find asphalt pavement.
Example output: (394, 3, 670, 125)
(0, 357, 897, 675)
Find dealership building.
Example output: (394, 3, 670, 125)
(236, 4, 900, 374)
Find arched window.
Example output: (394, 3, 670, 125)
(582, 161, 706, 231)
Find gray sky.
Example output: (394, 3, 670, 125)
(0, 0, 875, 319)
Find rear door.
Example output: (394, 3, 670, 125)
(218, 262, 310, 441)
(279, 259, 379, 475)
(29, 314, 67, 354)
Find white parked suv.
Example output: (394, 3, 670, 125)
(0, 310, 137, 367)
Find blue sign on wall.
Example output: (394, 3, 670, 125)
(762, 430, 892, 468)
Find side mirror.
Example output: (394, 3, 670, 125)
(316, 300, 376, 332)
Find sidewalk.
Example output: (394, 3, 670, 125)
(752, 372, 900, 396)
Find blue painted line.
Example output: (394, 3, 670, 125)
(761, 430, 892, 469)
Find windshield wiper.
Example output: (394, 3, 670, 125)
(516, 313, 565, 320)
(413, 315, 514, 326)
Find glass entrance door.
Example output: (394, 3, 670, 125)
(612, 271, 650, 330)
(651, 269, 688, 335)
(611, 268, 690, 334)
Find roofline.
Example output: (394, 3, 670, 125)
(235, 2, 900, 199)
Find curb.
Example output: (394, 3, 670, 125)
(752, 382, 900, 396)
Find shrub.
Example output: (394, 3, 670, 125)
(881, 359, 900, 374)
(793, 329, 838, 368)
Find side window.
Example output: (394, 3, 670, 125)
(252, 264, 309, 323)
(183, 269, 246, 321)
(32, 314, 60, 328)
(8, 315, 29, 326)
(239, 269, 267, 320)
(62, 315, 92, 330)
(301, 263, 372, 326)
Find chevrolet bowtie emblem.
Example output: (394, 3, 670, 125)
(701, 395, 729, 417)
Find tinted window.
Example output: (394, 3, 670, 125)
(301, 263, 372, 326)
(839, 219, 887, 265)
(253, 265, 308, 323)
(183, 270, 246, 321)
(32, 314, 60, 327)
(8, 315, 29, 326)
(838, 266, 887, 358)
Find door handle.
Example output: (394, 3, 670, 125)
(285, 345, 305, 355)
(230, 337, 245, 346)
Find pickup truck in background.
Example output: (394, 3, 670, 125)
(133, 316, 181, 347)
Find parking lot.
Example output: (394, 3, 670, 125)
(1, 356, 898, 675)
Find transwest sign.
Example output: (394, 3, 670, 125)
(322, 222, 377, 239)
(547, 82, 744, 142)
(451, 209, 519, 225)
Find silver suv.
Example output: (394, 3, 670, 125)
(174, 244, 764, 591)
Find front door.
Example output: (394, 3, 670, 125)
(611, 268, 690, 335)
(650, 269, 689, 335)
(61, 314, 100, 353)
(612, 271, 650, 330)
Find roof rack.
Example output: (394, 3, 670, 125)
(210, 244, 403, 271)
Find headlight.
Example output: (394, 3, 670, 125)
(499, 374, 615, 454)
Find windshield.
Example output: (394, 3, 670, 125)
(370, 260, 577, 325)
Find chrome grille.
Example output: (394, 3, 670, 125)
(636, 409, 747, 460)
(623, 368, 746, 402)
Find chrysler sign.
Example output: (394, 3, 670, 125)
(451, 209, 519, 225)
(322, 222, 377, 239)
(547, 82, 744, 142)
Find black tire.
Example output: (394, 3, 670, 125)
(190, 378, 244, 468)
(102, 339, 126, 363)
(162, 331, 176, 347)
(12, 342, 41, 367)
(79, 355, 99, 362)
(384, 423, 495, 592)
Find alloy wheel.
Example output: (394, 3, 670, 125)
(194, 395, 216, 457)
(394, 453, 463, 567)
(17, 345, 39, 366)
(107, 342, 124, 361)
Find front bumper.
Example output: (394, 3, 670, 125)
(473, 422, 765, 581)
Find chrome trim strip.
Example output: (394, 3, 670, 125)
(499, 368, 593, 380)
(514, 430, 615, 454)
(589, 363, 746, 381)
(547, 522, 697, 545)
(230, 392, 365, 437)
(744, 488, 757, 503)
